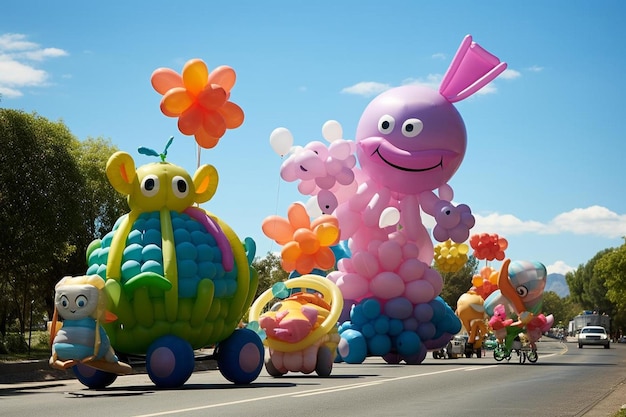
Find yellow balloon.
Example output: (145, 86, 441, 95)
(182, 59, 209, 95)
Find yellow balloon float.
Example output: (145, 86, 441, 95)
(433, 239, 469, 273)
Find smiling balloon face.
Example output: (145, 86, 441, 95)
(356, 85, 467, 195)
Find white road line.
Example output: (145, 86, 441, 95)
(132, 366, 493, 416)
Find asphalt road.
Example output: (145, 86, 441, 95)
(1, 339, 625, 417)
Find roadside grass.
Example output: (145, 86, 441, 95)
(0, 331, 51, 362)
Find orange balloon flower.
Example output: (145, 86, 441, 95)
(151, 59, 244, 149)
(470, 266, 500, 299)
(262, 202, 340, 274)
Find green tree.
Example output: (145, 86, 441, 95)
(0, 109, 83, 334)
(541, 292, 580, 328)
(251, 252, 289, 301)
(42, 137, 127, 319)
(437, 255, 479, 308)
(594, 242, 626, 335)
(566, 248, 615, 316)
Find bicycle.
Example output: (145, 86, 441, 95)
(493, 338, 538, 364)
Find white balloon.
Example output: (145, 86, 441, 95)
(305, 196, 323, 218)
(379, 207, 400, 228)
(322, 120, 343, 142)
(269, 127, 294, 156)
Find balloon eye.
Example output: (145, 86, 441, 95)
(402, 118, 423, 138)
(378, 115, 395, 134)
(75, 295, 88, 308)
(270, 302, 282, 312)
(60, 295, 69, 308)
(141, 174, 160, 197)
(516, 286, 529, 297)
(171, 176, 189, 199)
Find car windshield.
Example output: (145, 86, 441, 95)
(581, 328, 604, 334)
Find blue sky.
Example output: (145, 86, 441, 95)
(2, 1, 625, 276)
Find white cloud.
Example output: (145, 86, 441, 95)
(499, 68, 521, 80)
(21, 47, 68, 61)
(341, 81, 391, 97)
(341, 69, 505, 98)
(0, 33, 68, 98)
(527, 65, 543, 72)
(546, 260, 575, 275)
(431, 52, 446, 60)
(0, 33, 37, 51)
(403, 74, 442, 90)
(473, 205, 626, 238)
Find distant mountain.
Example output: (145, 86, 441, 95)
(546, 273, 570, 298)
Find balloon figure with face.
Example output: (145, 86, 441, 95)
(49, 275, 132, 375)
(484, 259, 554, 353)
(270, 35, 507, 364)
(83, 140, 264, 388)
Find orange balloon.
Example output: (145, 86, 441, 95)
(208, 65, 236, 92)
(218, 102, 244, 129)
(197, 85, 227, 109)
(162, 87, 193, 114)
(201, 110, 227, 139)
(314, 247, 335, 270)
(178, 105, 203, 136)
(182, 59, 209, 95)
(262, 216, 293, 244)
(295, 256, 315, 275)
(287, 203, 311, 230)
(151, 68, 183, 94)
(194, 128, 220, 149)
(294, 228, 319, 254)
(282, 241, 302, 263)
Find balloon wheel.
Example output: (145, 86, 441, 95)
(72, 363, 118, 389)
(315, 345, 334, 377)
(264, 357, 285, 377)
(146, 335, 195, 388)
(216, 328, 264, 384)
(527, 350, 538, 363)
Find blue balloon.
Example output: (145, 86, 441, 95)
(368, 334, 391, 356)
(396, 331, 421, 356)
(361, 298, 381, 319)
(384, 297, 413, 319)
(338, 329, 367, 364)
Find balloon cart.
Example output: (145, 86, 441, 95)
(49, 59, 265, 389)
(70, 146, 264, 389)
(248, 276, 344, 377)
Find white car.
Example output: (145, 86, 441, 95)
(578, 326, 610, 349)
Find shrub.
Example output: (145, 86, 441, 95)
(0, 333, 7, 354)
(5, 333, 28, 354)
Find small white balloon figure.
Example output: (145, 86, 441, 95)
(49, 275, 131, 374)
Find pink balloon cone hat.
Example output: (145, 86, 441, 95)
(439, 34, 507, 103)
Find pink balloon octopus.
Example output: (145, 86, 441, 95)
(271, 35, 507, 364)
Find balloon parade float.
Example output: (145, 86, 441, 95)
(453, 232, 554, 363)
(248, 276, 344, 377)
(250, 202, 344, 376)
(485, 258, 554, 363)
(268, 35, 507, 365)
(49, 275, 132, 379)
(51, 59, 265, 389)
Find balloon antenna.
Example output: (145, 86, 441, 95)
(138, 136, 174, 162)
